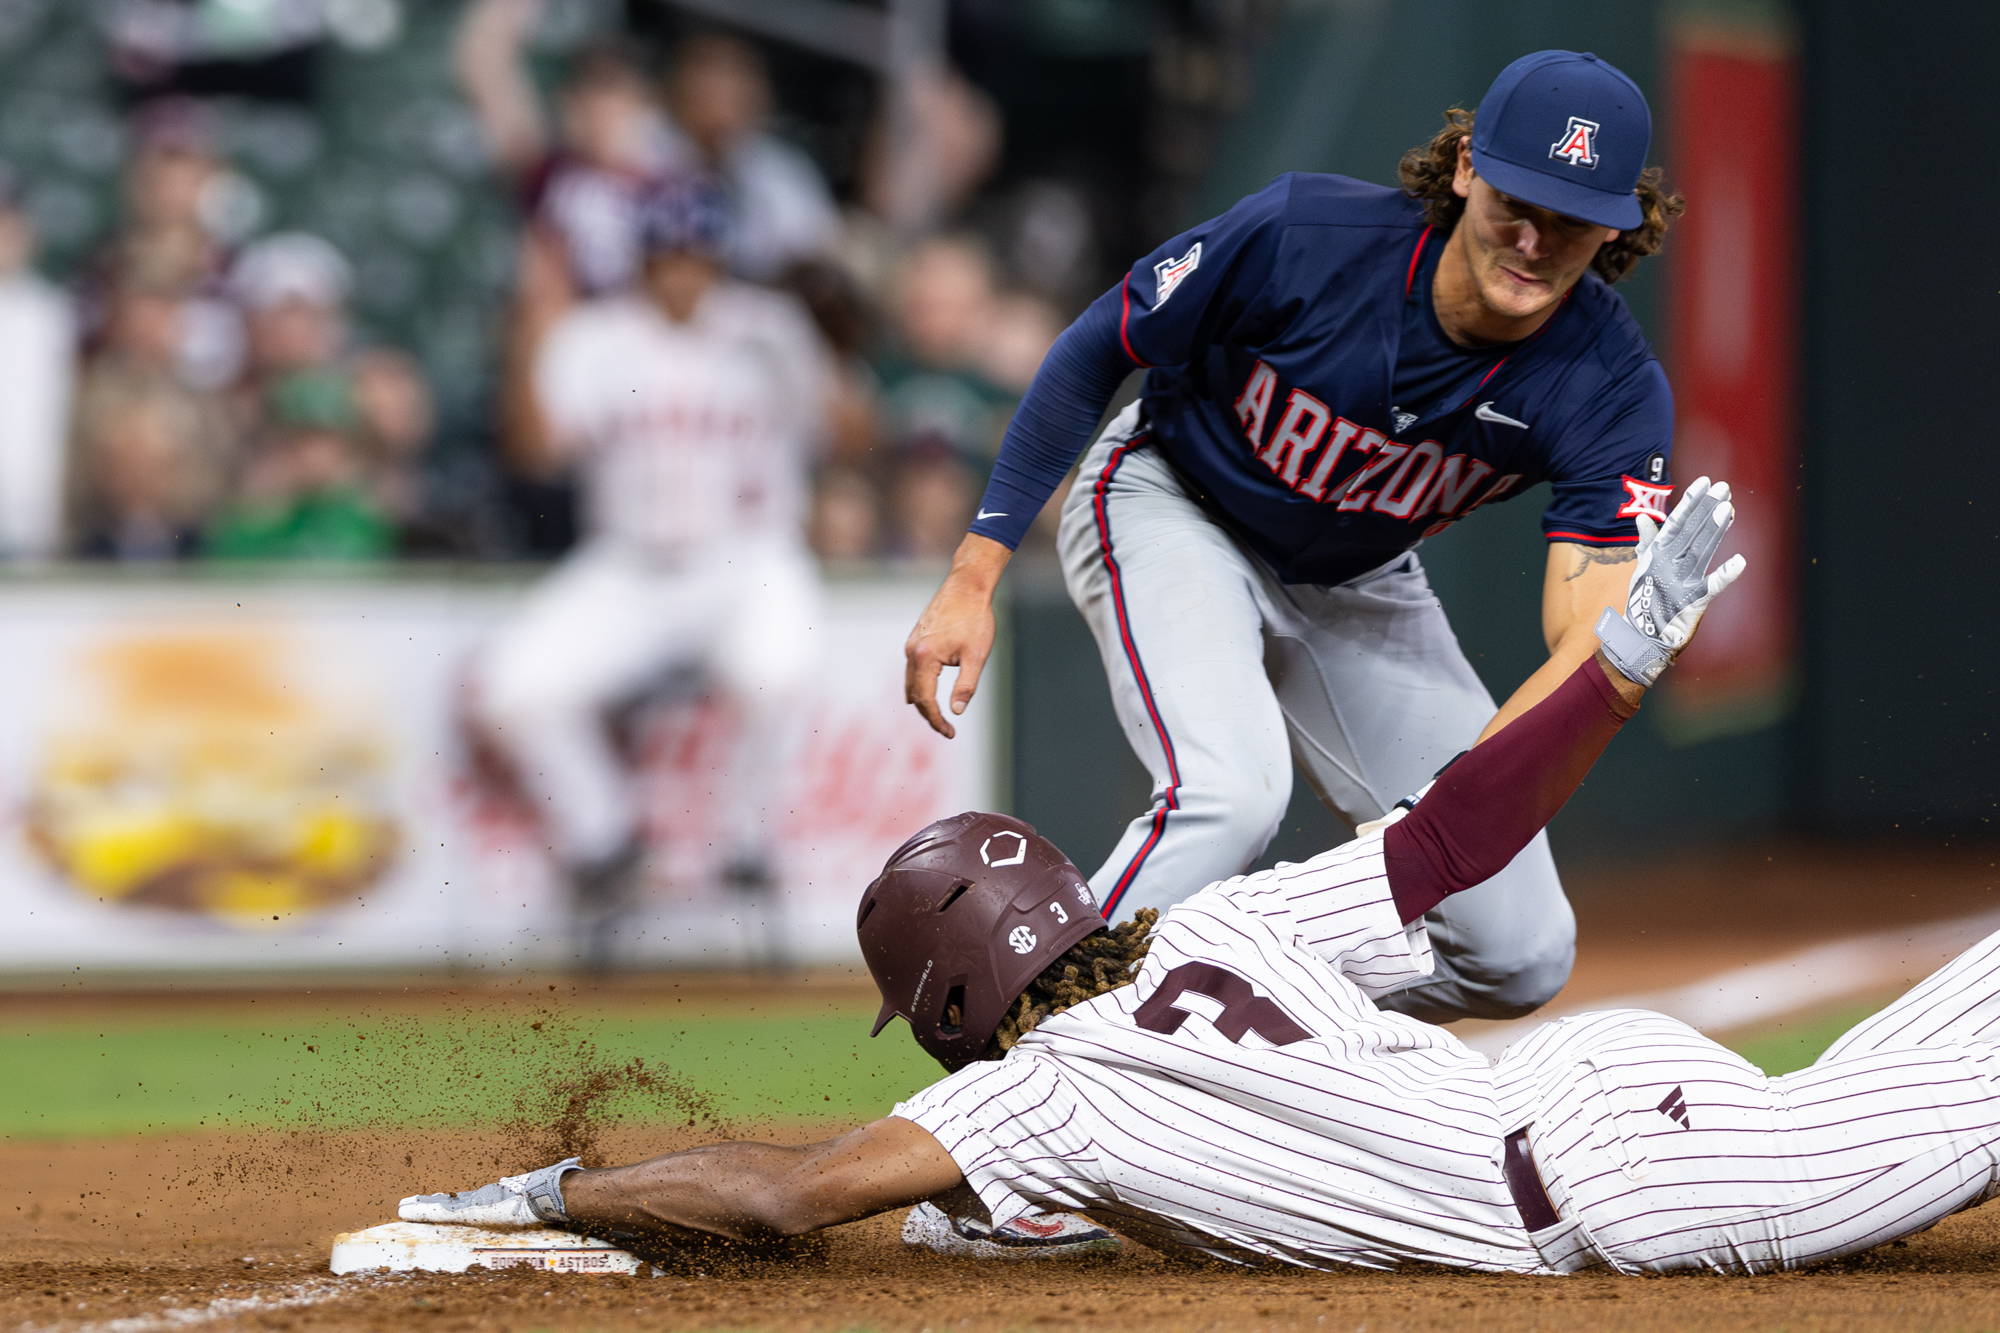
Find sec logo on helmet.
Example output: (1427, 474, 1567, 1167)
(1549, 116, 1600, 169)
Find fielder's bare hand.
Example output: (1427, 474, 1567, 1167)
(905, 534, 1012, 739)
(1594, 475, 1748, 687)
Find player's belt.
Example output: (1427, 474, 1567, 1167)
(1503, 1128, 1560, 1232)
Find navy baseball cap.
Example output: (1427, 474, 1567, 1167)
(638, 173, 729, 256)
(1471, 50, 1650, 231)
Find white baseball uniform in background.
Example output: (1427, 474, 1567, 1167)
(895, 831, 2000, 1274)
(477, 280, 829, 871)
(0, 267, 71, 559)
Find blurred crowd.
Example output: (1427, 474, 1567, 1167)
(17, 96, 433, 563)
(0, 2, 1078, 566)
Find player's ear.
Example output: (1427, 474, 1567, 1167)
(1452, 137, 1475, 200)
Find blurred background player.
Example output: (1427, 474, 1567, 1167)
(470, 176, 831, 969)
(0, 164, 74, 562)
(458, 2, 673, 498)
(457, 2, 842, 546)
(906, 50, 1683, 1024)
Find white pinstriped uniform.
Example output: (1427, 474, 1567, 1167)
(1499, 941, 2000, 1274)
(894, 833, 2000, 1274)
(898, 833, 1543, 1272)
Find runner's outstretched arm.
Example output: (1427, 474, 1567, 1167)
(403, 1118, 961, 1242)
(559, 1118, 961, 1241)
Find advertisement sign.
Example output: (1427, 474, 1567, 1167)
(0, 573, 991, 973)
(1659, 13, 1800, 740)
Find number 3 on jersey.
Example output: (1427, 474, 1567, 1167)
(1133, 963, 1313, 1046)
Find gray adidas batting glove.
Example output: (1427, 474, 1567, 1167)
(1594, 475, 1748, 687)
(399, 1156, 581, 1227)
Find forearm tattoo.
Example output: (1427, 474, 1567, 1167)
(1564, 545, 1637, 582)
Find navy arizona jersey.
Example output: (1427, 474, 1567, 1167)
(971, 173, 1674, 585)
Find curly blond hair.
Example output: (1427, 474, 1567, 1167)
(984, 909, 1159, 1059)
(1397, 107, 1684, 285)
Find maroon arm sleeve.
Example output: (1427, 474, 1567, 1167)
(1382, 658, 1639, 925)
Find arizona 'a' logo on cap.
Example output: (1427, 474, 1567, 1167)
(1549, 116, 1601, 168)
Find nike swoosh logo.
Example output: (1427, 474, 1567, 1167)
(976, 509, 1008, 521)
(1475, 401, 1530, 430)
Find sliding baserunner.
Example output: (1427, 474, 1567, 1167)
(905, 49, 1684, 1026)
(401, 486, 2000, 1286)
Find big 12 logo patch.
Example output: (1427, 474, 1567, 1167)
(1618, 475, 1672, 523)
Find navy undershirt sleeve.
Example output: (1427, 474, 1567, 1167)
(968, 175, 1292, 550)
(968, 291, 1135, 550)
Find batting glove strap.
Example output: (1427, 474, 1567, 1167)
(398, 1156, 583, 1227)
(1594, 607, 1671, 687)
(505, 1156, 583, 1223)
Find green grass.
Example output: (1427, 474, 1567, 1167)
(1721, 996, 1896, 1077)
(3, 989, 1899, 1141)
(1, 1005, 943, 1139)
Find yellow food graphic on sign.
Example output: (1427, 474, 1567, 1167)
(26, 632, 398, 926)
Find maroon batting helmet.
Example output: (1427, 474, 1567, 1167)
(858, 812, 1104, 1072)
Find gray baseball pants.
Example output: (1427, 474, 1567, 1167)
(1056, 406, 1573, 1022)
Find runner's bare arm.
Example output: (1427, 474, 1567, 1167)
(905, 534, 1014, 740)
(1474, 542, 1635, 743)
(560, 1117, 963, 1242)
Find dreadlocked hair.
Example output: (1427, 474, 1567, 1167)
(984, 909, 1160, 1060)
(1397, 107, 1684, 285)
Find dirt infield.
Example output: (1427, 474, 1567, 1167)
(7, 1126, 2000, 1333)
(8, 838, 2000, 1332)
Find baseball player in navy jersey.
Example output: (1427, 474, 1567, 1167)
(904, 50, 1685, 1026)
(413, 493, 2000, 1274)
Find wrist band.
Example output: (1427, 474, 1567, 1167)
(1594, 607, 1670, 686)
